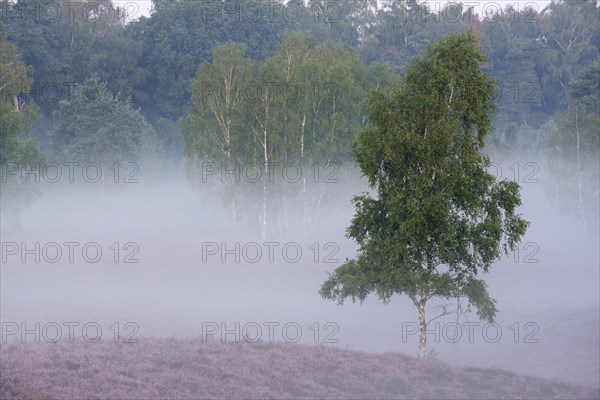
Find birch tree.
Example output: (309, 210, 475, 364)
(320, 31, 530, 362)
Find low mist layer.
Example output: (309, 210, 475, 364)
(1, 158, 598, 390)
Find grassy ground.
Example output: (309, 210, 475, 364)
(1, 337, 598, 399)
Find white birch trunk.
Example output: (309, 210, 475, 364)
(575, 105, 591, 249)
(418, 298, 427, 363)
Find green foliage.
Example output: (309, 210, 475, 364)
(570, 62, 600, 113)
(355, 0, 599, 154)
(538, 0, 599, 110)
(2, 0, 148, 116)
(2, 0, 597, 163)
(0, 98, 44, 165)
(182, 35, 388, 166)
(153, 117, 184, 160)
(320, 32, 529, 325)
(182, 43, 255, 162)
(127, 0, 286, 119)
(0, 36, 47, 220)
(50, 74, 162, 164)
(361, 1, 470, 68)
(299, 0, 363, 47)
(483, 4, 547, 131)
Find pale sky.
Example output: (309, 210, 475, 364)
(113, 1, 554, 23)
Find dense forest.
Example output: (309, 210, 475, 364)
(1, 0, 598, 237)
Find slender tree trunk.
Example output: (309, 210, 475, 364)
(329, 99, 337, 157)
(100, 159, 107, 210)
(574, 105, 591, 249)
(231, 198, 239, 237)
(261, 160, 268, 240)
(302, 175, 308, 237)
(261, 91, 270, 240)
(262, 178, 267, 240)
(418, 297, 427, 363)
(102, 169, 106, 209)
(300, 114, 306, 158)
(312, 178, 326, 236)
(282, 185, 289, 237)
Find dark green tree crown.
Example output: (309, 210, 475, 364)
(321, 31, 529, 323)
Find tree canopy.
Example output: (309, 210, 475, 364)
(50, 74, 161, 165)
(320, 31, 530, 361)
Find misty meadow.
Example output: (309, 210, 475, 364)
(1, 1, 599, 399)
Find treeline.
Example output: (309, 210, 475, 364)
(0, 0, 598, 235)
(2, 0, 598, 158)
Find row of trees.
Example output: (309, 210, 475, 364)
(2, 0, 598, 151)
(183, 36, 399, 166)
(181, 36, 399, 237)
(0, 0, 598, 236)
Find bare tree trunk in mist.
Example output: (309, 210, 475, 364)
(231, 198, 239, 236)
(575, 105, 591, 249)
(101, 164, 106, 209)
(283, 191, 289, 237)
(261, 169, 267, 241)
(312, 175, 326, 236)
(418, 297, 427, 363)
(259, 88, 271, 241)
(276, 209, 282, 237)
(300, 115, 306, 159)
(302, 176, 308, 237)
(273, 194, 282, 237)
